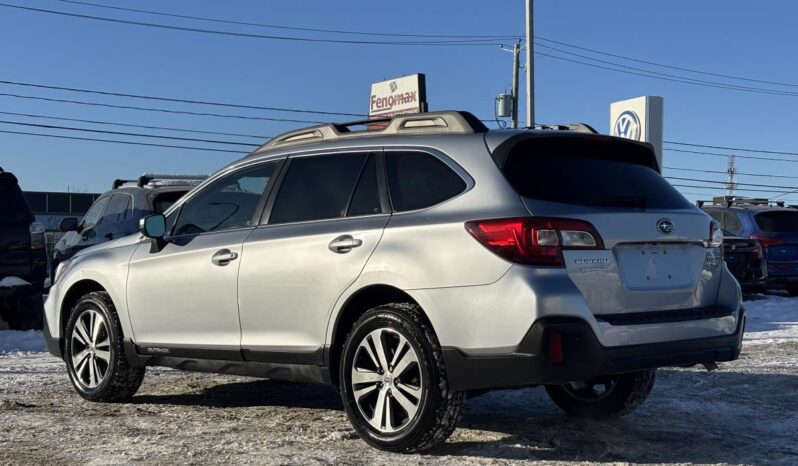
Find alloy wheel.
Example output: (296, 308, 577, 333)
(350, 328, 424, 433)
(70, 309, 111, 389)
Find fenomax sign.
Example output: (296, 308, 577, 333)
(369, 74, 428, 119)
(610, 96, 664, 171)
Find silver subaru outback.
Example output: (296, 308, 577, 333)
(44, 111, 743, 452)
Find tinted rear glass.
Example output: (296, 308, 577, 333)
(754, 211, 798, 232)
(386, 151, 466, 212)
(501, 138, 691, 209)
(0, 175, 32, 223)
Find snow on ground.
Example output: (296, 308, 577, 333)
(743, 294, 798, 343)
(0, 295, 795, 465)
(0, 276, 31, 287)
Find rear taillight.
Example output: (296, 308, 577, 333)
(464, 217, 604, 266)
(751, 235, 785, 249)
(29, 222, 45, 250)
(709, 221, 723, 248)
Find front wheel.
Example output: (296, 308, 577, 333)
(339, 303, 466, 453)
(64, 291, 145, 401)
(545, 369, 656, 419)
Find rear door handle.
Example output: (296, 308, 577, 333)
(328, 235, 363, 254)
(211, 249, 239, 266)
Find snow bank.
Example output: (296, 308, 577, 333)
(0, 276, 31, 288)
(0, 331, 46, 354)
(743, 294, 798, 343)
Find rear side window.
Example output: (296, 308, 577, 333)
(0, 175, 32, 223)
(754, 211, 798, 232)
(386, 151, 466, 212)
(268, 153, 370, 224)
(500, 138, 691, 209)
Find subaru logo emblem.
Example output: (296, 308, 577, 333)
(612, 110, 641, 141)
(656, 218, 675, 234)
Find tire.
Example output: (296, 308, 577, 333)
(339, 303, 466, 453)
(545, 369, 656, 419)
(64, 291, 145, 402)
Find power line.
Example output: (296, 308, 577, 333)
(0, 3, 504, 47)
(536, 36, 798, 89)
(0, 128, 248, 154)
(0, 79, 364, 117)
(664, 166, 798, 180)
(535, 43, 798, 98)
(0, 92, 325, 123)
(0, 119, 258, 146)
(665, 140, 798, 157)
(665, 148, 798, 164)
(0, 110, 269, 139)
(58, 0, 518, 40)
(665, 176, 798, 190)
(538, 51, 798, 98)
(670, 183, 793, 195)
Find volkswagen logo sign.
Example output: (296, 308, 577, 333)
(612, 110, 641, 141)
(656, 218, 675, 234)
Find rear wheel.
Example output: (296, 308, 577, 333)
(545, 369, 656, 419)
(64, 291, 144, 401)
(339, 303, 466, 453)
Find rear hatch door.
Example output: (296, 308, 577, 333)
(495, 135, 721, 315)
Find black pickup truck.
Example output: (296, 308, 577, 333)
(0, 167, 46, 329)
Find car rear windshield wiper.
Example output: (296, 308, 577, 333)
(588, 195, 650, 209)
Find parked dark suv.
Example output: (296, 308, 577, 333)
(0, 167, 46, 329)
(702, 196, 798, 295)
(52, 174, 205, 278)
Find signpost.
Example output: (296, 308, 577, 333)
(369, 74, 427, 119)
(610, 96, 664, 170)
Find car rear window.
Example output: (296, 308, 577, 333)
(499, 137, 692, 209)
(0, 174, 33, 223)
(754, 211, 798, 232)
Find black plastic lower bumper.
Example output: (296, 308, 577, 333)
(42, 315, 62, 359)
(443, 309, 745, 391)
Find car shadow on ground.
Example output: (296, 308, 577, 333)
(129, 368, 797, 465)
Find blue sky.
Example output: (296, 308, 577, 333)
(1, 0, 798, 202)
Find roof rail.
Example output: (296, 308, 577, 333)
(257, 110, 488, 151)
(526, 123, 598, 134)
(708, 195, 787, 208)
(138, 174, 207, 187)
(112, 179, 136, 189)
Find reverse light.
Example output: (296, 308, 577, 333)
(465, 217, 604, 267)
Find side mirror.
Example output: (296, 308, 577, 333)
(59, 217, 79, 232)
(139, 214, 167, 252)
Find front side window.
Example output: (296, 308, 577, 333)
(386, 151, 466, 212)
(172, 162, 277, 236)
(81, 196, 110, 230)
(268, 152, 374, 224)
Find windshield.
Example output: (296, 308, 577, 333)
(754, 211, 798, 232)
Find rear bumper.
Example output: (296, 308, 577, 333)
(443, 308, 745, 391)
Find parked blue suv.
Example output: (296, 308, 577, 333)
(702, 197, 798, 295)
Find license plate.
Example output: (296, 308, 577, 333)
(616, 244, 696, 291)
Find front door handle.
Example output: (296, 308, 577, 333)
(328, 235, 363, 254)
(211, 248, 239, 266)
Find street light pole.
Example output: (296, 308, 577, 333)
(525, 0, 534, 126)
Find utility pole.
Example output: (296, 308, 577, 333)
(525, 0, 534, 126)
(511, 40, 521, 128)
